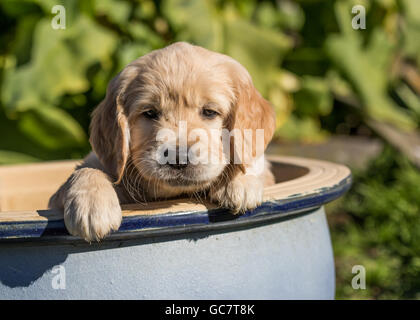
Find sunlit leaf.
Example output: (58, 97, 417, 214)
(294, 76, 333, 117)
(163, 0, 223, 51)
(18, 105, 87, 149)
(94, 0, 131, 27)
(275, 114, 326, 143)
(2, 15, 117, 113)
(326, 1, 416, 130)
(0, 150, 39, 165)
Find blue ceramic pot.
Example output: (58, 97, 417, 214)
(0, 156, 351, 299)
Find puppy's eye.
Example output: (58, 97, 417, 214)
(143, 109, 160, 120)
(202, 108, 219, 119)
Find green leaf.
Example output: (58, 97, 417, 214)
(94, 0, 131, 27)
(9, 14, 41, 65)
(127, 22, 165, 49)
(116, 42, 152, 71)
(163, 0, 223, 51)
(0, 150, 40, 165)
(396, 82, 420, 118)
(134, 0, 156, 20)
(223, 13, 291, 92)
(326, 1, 416, 130)
(256, 0, 304, 31)
(0, 0, 40, 17)
(401, 0, 420, 62)
(163, 0, 291, 93)
(255, 2, 279, 29)
(18, 105, 87, 150)
(275, 114, 326, 143)
(2, 15, 117, 113)
(294, 76, 333, 117)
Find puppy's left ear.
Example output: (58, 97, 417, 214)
(228, 66, 276, 172)
(90, 66, 138, 184)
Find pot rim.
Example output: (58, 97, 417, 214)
(0, 156, 351, 244)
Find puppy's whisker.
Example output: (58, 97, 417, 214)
(122, 161, 144, 204)
(131, 160, 159, 202)
(122, 157, 150, 204)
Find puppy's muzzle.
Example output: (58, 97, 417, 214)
(168, 152, 189, 170)
(163, 146, 190, 170)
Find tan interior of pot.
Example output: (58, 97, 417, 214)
(0, 158, 310, 212)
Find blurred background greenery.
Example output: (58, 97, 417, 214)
(1, 0, 420, 299)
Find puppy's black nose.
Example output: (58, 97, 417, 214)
(168, 150, 189, 170)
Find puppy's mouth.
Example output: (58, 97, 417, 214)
(158, 165, 213, 187)
(162, 176, 205, 187)
(134, 164, 211, 188)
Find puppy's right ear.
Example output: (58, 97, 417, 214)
(90, 68, 137, 184)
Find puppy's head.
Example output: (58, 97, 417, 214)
(90, 42, 275, 198)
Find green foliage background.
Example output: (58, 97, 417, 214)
(1, 0, 420, 299)
(329, 147, 420, 299)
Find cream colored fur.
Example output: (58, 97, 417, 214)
(49, 42, 276, 242)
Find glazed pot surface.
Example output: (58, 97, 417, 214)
(0, 207, 333, 299)
(0, 156, 351, 299)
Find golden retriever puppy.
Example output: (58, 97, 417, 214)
(49, 42, 276, 241)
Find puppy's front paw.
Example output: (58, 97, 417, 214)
(63, 168, 122, 242)
(209, 174, 264, 214)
